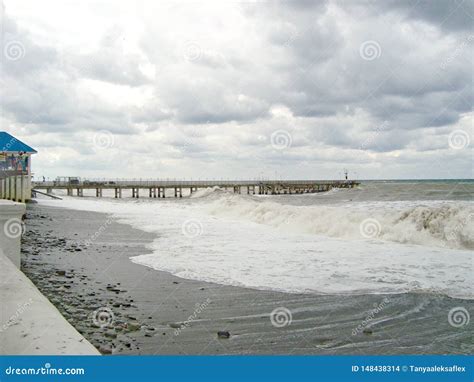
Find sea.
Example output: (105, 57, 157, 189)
(37, 180, 474, 300)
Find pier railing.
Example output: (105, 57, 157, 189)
(33, 179, 358, 187)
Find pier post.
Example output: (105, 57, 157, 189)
(10, 177, 14, 200)
(179, 187, 182, 198)
(5, 177, 10, 199)
(19, 176, 25, 203)
(3, 178, 7, 199)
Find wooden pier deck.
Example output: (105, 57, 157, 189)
(32, 179, 359, 198)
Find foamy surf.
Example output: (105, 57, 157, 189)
(200, 192, 474, 250)
(37, 188, 473, 300)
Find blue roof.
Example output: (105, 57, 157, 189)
(0, 132, 37, 153)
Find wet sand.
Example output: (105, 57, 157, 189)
(21, 202, 473, 355)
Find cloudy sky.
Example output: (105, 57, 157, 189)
(1, 0, 472, 180)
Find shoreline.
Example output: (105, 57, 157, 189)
(21, 202, 473, 355)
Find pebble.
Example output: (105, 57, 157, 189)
(217, 331, 230, 339)
(105, 330, 117, 339)
(99, 345, 112, 355)
(127, 322, 141, 332)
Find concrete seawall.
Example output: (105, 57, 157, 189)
(0, 200, 99, 355)
(0, 200, 25, 267)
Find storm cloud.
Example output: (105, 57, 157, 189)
(0, 0, 472, 179)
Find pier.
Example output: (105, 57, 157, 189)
(31, 179, 359, 199)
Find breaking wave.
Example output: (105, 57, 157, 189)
(200, 192, 474, 250)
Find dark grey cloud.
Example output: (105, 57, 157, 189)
(373, 0, 474, 32)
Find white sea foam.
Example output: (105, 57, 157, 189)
(201, 192, 474, 250)
(37, 190, 474, 299)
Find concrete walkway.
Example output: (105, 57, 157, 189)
(0, 251, 99, 355)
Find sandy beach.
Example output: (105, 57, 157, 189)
(21, 202, 473, 355)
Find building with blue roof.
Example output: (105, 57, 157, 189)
(0, 132, 37, 202)
(0, 132, 37, 154)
